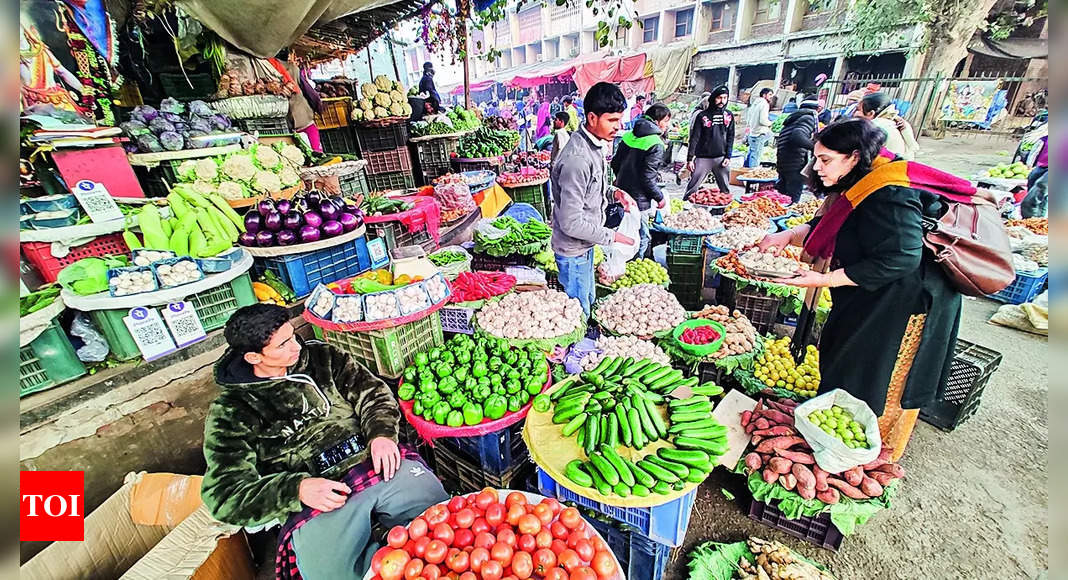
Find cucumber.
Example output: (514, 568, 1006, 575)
(662, 377, 700, 394)
(669, 401, 713, 415)
(602, 357, 625, 378)
(631, 484, 650, 497)
(669, 411, 711, 423)
(576, 424, 586, 448)
(633, 393, 659, 442)
(599, 415, 608, 447)
(590, 356, 615, 375)
(693, 382, 725, 396)
(616, 406, 633, 447)
(553, 404, 586, 424)
(668, 395, 710, 408)
(644, 397, 668, 439)
(636, 459, 679, 483)
(653, 480, 673, 495)
(657, 447, 711, 468)
(606, 413, 619, 448)
(612, 482, 631, 497)
(676, 436, 729, 455)
(667, 418, 720, 434)
(644, 455, 690, 478)
(584, 414, 599, 456)
(628, 406, 646, 449)
(561, 412, 587, 436)
(631, 363, 666, 382)
(649, 370, 684, 390)
(623, 457, 656, 488)
(589, 452, 620, 486)
(586, 461, 612, 495)
(610, 357, 634, 378)
(621, 359, 651, 377)
(684, 468, 708, 483)
(557, 391, 593, 406)
(675, 428, 729, 440)
(672, 480, 687, 491)
(639, 366, 673, 385)
(550, 379, 588, 400)
(591, 391, 613, 402)
(564, 460, 594, 487)
(600, 445, 634, 487)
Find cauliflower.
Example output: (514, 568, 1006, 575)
(389, 102, 405, 116)
(216, 181, 247, 200)
(403, 103, 413, 116)
(278, 167, 300, 188)
(222, 153, 257, 182)
(374, 75, 392, 91)
(194, 158, 219, 182)
(374, 106, 389, 118)
(359, 98, 374, 112)
(389, 90, 404, 103)
(392, 80, 403, 93)
(253, 146, 282, 170)
(176, 160, 199, 181)
(192, 181, 216, 196)
(351, 108, 364, 122)
(364, 108, 376, 121)
(361, 84, 378, 99)
(252, 170, 282, 193)
(276, 143, 305, 166)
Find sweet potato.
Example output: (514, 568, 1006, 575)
(774, 448, 815, 464)
(874, 463, 906, 478)
(753, 425, 797, 437)
(778, 473, 797, 491)
(745, 452, 763, 472)
(797, 482, 817, 500)
(752, 435, 764, 445)
(754, 417, 771, 431)
(768, 457, 793, 475)
(791, 463, 816, 490)
(844, 466, 864, 487)
(869, 471, 898, 486)
(860, 476, 884, 497)
(765, 399, 796, 414)
(740, 410, 753, 427)
(762, 467, 778, 484)
(755, 436, 806, 454)
(816, 488, 840, 505)
(862, 448, 891, 470)
(826, 477, 868, 499)
(813, 465, 830, 492)
(757, 408, 794, 425)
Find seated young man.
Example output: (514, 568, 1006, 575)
(201, 304, 448, 579)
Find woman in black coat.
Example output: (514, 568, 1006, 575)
(759, 119, 962, 460)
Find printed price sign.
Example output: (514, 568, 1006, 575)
(72, 180, 124, 223)
(161, 301, 207, 348)
(123, 307, 177, 361)
(367, 237, 389, 268)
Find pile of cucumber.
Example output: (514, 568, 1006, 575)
(548, 355, 729, 498)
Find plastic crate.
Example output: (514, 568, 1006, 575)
(414, 138, 459, 168)
(362, 147, 413, 175)
(339, 169, 371, 198)
(535, 467, 697, 546)
(233, 116, 291, 136)
(502, 183, 550, 222)
(919, 339, 1002, 431)
(314, 98, 352, 129)
(89, 273, 257, 361)
(321, 312, 444, 380)
(419, 162, 452, 185)
(367, 170, 416, 193)
(365, 221, 432, 255)
(747, 498, 844, 551)
(22, 233, 130, 284)
(717, 277, 783, 335)
(439, 305, 476, 334)
(252, 235, 372, 298)
(666, 253, 705, 311)
(159, 71, 217, 101)
(131, 160, 182, 198)
(355, 123, 409, 152)
(668, 235, 705, 256)
(451, 158, 499, 173)
(470, 252, 534, 272)
(321, 126, 358, 155)
(434, 444, 534, 495)
(986, 268, 1047, 304)
(20, 320, 87, 397)
(437, 420, 528, 476)
(584, 516, 672, 580)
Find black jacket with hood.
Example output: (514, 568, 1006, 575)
(611, 116, 666, 210)
(776, 104, 820, 172)
(688, 104, 735, 161)
(200, 338, 399, 526)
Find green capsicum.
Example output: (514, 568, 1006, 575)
(525, 378, 543, 396)
(532, 394, 551, 413)
(507, 395, 523, 412)
(438, 377, 458, 394)
(432, 401, 451, 424)
(446, 410, 464, 427)
(398, 384, 416, 400)
(484, 395, 508, 420)
(462, 402, 484, 426)
(412, 400, 424, 416)
(456, 350, 471, 364)
(490, 374, 502, 386)
(506, 368, 521, 381)
(440, 351, 455, 366)
(403, 366, 418, 383)
(447, 390, 468, 409)
(415, 352, 429, 368)
(429, 347, 442, 361)
(472, 384, 491, 400)
(464, 376, 478, 391)
(434, 362, 453, 378)
(472, 362, 488, 378)
(488, 357, 503, 371)
(506, 379, 522, 394)
(453, 366, 469, 383)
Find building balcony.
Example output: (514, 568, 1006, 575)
(706, 28, 734, 46)
(749, 21, 783, 40)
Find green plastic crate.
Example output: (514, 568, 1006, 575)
(20, 319, 87, 397)
(502, 183, 550, 222)
(90, 273, 257, 361)
(667, 253, 706, 311)
(321, 312, 444, 379)
(668, 235, 704, 256)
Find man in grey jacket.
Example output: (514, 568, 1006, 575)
(550, 82, 635, 315)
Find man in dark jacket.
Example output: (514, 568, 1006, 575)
(775, 99, 820, 202)
(419, 62, 442, 112)
(612, 103, 671, 258)
(202, 304, 447, 578)
(685, 85, 735, 197)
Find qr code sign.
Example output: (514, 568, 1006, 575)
(81, 194, 115, 213)
(170, 315, 201, 337)
(132, 322, 169, 345)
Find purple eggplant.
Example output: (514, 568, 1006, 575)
(283, 211, 304, 230)
(276, 199, 292, 215)
(244, 212, 262, 233)
(319, 202, 340, 222)
(338, 212, 360, 232)
(306, 191, 323, 210)
(258, 199, 277, 217)
(321, 220, 344, 238)
(255, 230, 276, 247)
(303, 211, 323, 229)
(276, 229, 297, 246)
(263, 211, 283, 232)
(238, 231, 258, 246)
(299, 225, 321, 243)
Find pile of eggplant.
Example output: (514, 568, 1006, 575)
(239, 191, 364, 247)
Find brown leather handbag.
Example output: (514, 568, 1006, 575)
(921, 188, 1015, 296)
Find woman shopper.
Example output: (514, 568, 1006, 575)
(758, 118, 963, 460)
(855, 92, 920, 160)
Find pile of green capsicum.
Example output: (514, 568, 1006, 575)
(398, 334, 551, 427)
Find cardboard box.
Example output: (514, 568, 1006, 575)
(21, 472, 255, 580)
(730, 167, 747, 186)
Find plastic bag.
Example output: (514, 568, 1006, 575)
(71, 312, 109, 362)
(58, 256, 129, 296)
(563, 338, 598, 375)
(597, 204, 641, 281)
(793, 389, 882, 473)
(475, 218, 510, 241)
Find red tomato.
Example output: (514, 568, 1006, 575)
(480, 560, 504, 580)
(536, 529, 553, 549)
(550, 539, 568, 556)
(413, 536, 432, 558)
(474, 532, 496, 549)
(574, 539, 595, 563)
(517, 533, 537, 553)
(490, 541, 513, 565)
(544, 567, 569, 580)
(425, 505, 449, 526)
(540, 498, 563, 515)
(591, 551, 616, 578)
(484, 503, 506, 527)
(424, 540, 448, 565)
(511, 551, 534, 579)
(567, 531, 586, 550)
(517, 514, 542, 535)
(557, 549, 582, 573)
(471, 517, 491, 535)
(469, 547, 490, 573)
(568, 566, 597, 580)
(387, 525, 409, 548)
(532, 503, 553, 526)
(446, 549, 470, 573)
(379, 549, 410, 580)
(371, 546, 393, 573)
(533, 548, 557, 574)
(404, 559, 424, 580)
(409, 517, 429, 540)
(453, 528, 474, 549)
(432, 523, 455, 546)
(474, 490, 498, 511)
(525, 503, 538, 514)
(496, 523, 513, 534)
(420, 563, 441, 580)
(497, 528, 517, 548)
(550, 521, 569, 540)
(448, 496, 466, 512)
(559, 508, 582, 530)
(506, 504, 526, 526)
(591, 536, 608, 554)
(505, 491, 527, 507)
(459, 573, 476, 580)
(453, 508, 475, 529)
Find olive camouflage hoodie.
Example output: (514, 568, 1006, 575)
(201, 338, 399, 526)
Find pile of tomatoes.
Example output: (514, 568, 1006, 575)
(370, 489, 620, 580)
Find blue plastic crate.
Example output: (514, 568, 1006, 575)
(987, 268, 1047, 304)
(252, 236, 372, 298)
(535, 467, 697, 546)
(585, 516, 672, 580)
(437, 420, 528, 476)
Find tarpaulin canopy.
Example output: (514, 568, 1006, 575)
(646, 44, 695, 95)
(572, 53, 650, 95)
(506, 59, 575, 88)
(449, 80, 497, 95)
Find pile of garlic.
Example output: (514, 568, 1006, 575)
(595, 284, 686, 336)
(581, 335, 670, 370)
(110, 269, 157, 296)
(477, 290, 583, 340)
(155, 260, 203, 288)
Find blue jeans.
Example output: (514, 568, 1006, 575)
(555, 248, 596, 316)
(745, 134, 772, 168)
(638, 214, 651, 259)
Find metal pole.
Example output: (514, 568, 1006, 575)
(367, 45, 374, 81)
(459, 0, 472, 109)
(386, 32, 402, 82)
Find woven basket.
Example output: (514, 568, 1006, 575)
(210, 95, 289, 120)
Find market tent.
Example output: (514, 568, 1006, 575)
(506, 60, 575, 88)
(645, 44, 695, 96)
(448, 80, 497, 96)
(571, 53, 652, 96)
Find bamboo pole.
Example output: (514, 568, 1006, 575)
(460, 0, 471, 109)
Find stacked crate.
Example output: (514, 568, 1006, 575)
(666, 235, 707, 311)
(355, 123, 415, 192)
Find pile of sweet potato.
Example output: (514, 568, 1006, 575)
(741, 398, 905, 504)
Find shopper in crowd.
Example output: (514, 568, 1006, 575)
(535, 99, 552, 141)
(817, 97, 833, 125)
(563, 95, 580, 132)
(1023, 133, 1048, 218)
(612, 103, 671, 258)
(550, 96, 561, 116)
(630, 94, 646, 124)
(775, 99, 820, 202)
(689, 91, 711, 134)
(271, 49, 323, 152)
(550, 111, 572, 165)
(685, 85, 735, 197)
(758, 118, 963, 460)
(745, 87, 774, 168)
(550, 82, 635, 315)
(418, 62, 442, 113)
(201, 304, 448, 579)
(855, 92, 920, 160)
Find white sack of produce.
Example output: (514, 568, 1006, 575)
(793, 389, 882, 473)
(478, 290, 583, 339)
(598, 204, 641, 280)
(595, 283, 686, 336)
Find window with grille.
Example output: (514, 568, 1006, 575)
(643, 15, 659, 43)
(675, 8, 694, 37)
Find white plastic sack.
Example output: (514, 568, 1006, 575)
(793, 389, 882, 473)
(597, 203, 641, 280)
(672, 144, 688, 164)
